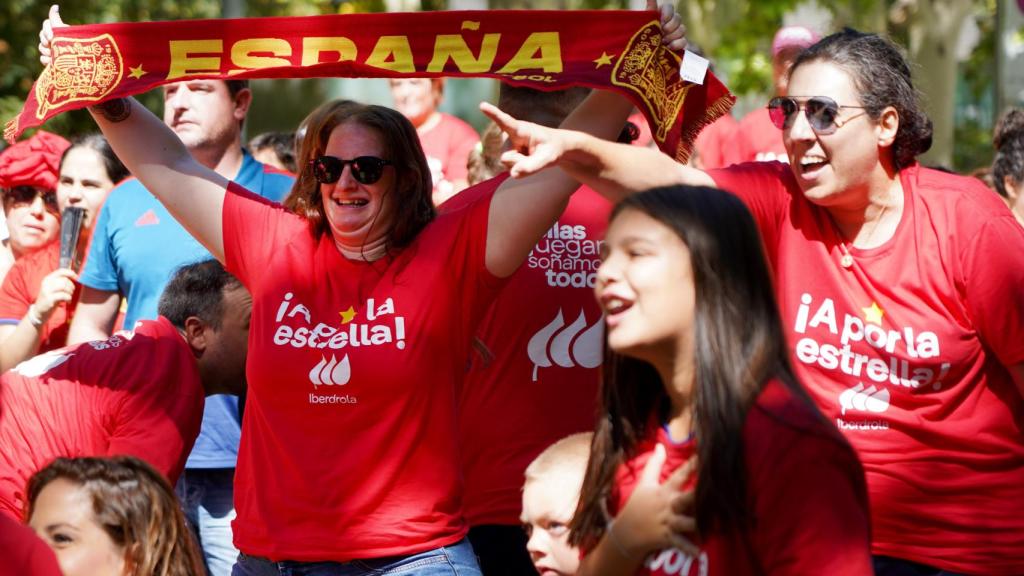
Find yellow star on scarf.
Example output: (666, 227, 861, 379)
(339, 306, 357, 324)
(128, 64, 146, 80)
(594, 52, 614, 68)
(862, 302, 885, 325)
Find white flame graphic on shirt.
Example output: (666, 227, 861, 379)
(527, 309, 603, 381)
(838, 383, 890, 415)
(309, 354, 351, 388)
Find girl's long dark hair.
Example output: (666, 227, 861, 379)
(570, 185, 812, 549)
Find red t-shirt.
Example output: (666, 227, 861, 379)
(606, 379, 871, 576)
(0, 242, 79, 352)
(448, 177, 608, 526)
(0, 514, 62, 576)
(710, 162, 1024, 574)
(733, 108, 787, 164)
(0, 317, 204, 518)
(420, 112, 480, 198)
(222, 182, 504, 561)
(692, 114, 739, 170)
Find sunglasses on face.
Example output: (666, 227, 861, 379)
(310, 156, 392, 185)
(4, 186, 58, 214)
(767, 96, 867, 135)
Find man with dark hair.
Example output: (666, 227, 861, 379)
(248, 131, 297, 173)
(0, 260, 250, 521)
(68, 79, 290, 575)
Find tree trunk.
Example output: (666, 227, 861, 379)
(903, 0, 974, 168)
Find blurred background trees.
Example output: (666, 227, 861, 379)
(1, 0, 1019, 172)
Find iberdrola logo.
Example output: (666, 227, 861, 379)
(527, 308, 603, 381)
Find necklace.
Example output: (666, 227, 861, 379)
(835, 191, 897, 269)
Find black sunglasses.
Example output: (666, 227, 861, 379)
(4, 185, 58, 214)
(310, 156, 392, 185)
(767, 96, 867, 135)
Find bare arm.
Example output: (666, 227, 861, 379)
(40, 6, 227, 261)
(483, 0, 687, 277)
(66, 286, 120, 344)
(484, 109, 715, 205)
(485, 90, 634, 277)
(0, 268, 77, 372)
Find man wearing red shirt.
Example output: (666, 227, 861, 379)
(0, 260, 250, 519)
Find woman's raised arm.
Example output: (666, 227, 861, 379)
(483, 0, 699, 278)
(39, 5, 228, 262)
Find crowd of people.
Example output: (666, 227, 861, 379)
(0, 3, 1022, 576)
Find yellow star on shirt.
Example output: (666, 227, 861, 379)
(862, 302, 885, 325)
(339, 306, 357, 324)
(594, 52, 615, 68)
(128, 64, 146, 80)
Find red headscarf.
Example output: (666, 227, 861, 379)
(0, 131, 71, 191)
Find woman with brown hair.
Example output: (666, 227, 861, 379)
(570, 186, 871, 575)
(27, 456, 204, 576)
(485, 27, 1024, 576)
(37, 3, 685, 574)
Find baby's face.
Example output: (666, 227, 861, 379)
(521, 478, 581, 576)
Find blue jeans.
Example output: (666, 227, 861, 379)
(231, 538, 481, 576)
(177, 468, 239, 576)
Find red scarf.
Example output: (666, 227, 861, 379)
(5, 10, 733, 161)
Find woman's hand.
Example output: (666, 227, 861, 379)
(651, 0, 687, 53)
(479, 102, 571, 179)
(39, 5, 68, 67)
(609, 444, 698, 560)
(33, 268, 78, 323)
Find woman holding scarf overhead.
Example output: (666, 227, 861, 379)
(38, 4, 686, 574)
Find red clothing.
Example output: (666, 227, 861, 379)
(692, 114, 738, 170)
(0, 317, 204, 519)
(709, 162, 1024, 574)
(733, 108, 787, 164)
(0, 514, 62, 576)
(607, 380, 871, 576)
(0, 242, 79, 352)
(420, 112, 480, 197)
(222, 182, 504, 561)
(448, 177, 608, 526)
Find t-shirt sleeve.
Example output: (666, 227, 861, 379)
(444, 186, 505, 321)
(78, 193, 121, 292)
(958, 215, 1024, 367)
(707, 162, 791, 259)
(222, 181, 305, 289)
(0, 260, 32, 323)
(748, 427, 873, 575)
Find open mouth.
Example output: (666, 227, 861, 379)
(798, 155, 829, 176)
(333, 198, 369, 207)
(600, 294, 634, 326)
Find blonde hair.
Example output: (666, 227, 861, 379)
(525, 432, 593, 485)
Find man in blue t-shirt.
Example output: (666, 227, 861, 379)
(69, 79, 293, 576)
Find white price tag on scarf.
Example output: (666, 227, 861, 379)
(680, 50, 709, 85)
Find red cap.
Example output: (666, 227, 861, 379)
(0, 131, 71, 191)
(771, 25, 820, 58)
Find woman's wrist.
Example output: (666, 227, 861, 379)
(26, 304, 46, 327)
(606, 519, 640, 561)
